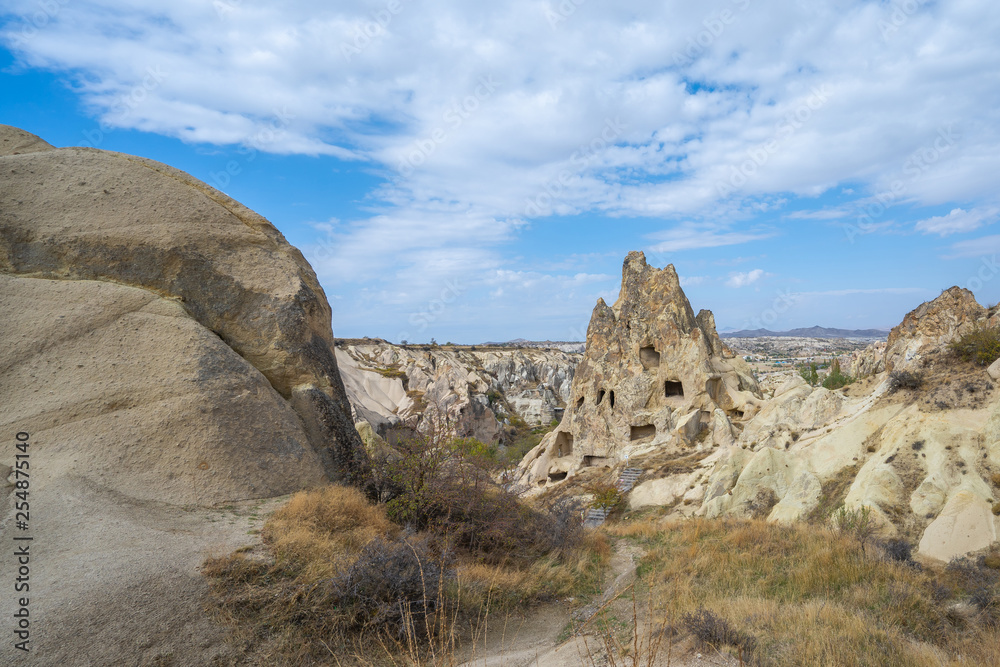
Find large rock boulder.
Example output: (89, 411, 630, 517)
(0, 124, 365, 482)
(0, 126, 361, 666)
(518, 252, 762, 490)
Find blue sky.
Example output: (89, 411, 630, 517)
(3, 0, 1000, 343)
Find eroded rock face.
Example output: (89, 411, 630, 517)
(0, 274, 326, 505)
(518, 252, 762, 490)
(337, 342, 579, 441)
(0, 125, 365, 483)
(693, 287, 1000, 561)
(885, 287, 985, 372)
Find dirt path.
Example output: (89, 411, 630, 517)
(455, 541, 739, 667)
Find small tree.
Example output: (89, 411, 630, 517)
(800, 363, 819, 386)
(822, 359, 854, 390)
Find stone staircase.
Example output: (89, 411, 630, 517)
(583, 467, 644, 528)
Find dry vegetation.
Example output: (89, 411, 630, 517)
(204, 474, 608, 665)
(607, 516, 1000, 666)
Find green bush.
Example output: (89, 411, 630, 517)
(799, 363, 819, 386)
(822, 359, 854, 390)
(948, 326, 1000, 366)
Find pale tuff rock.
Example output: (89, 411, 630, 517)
(0, 126, 358, 666)
(694, 287, 1000, 560)
(0, 274, 326, 505)
(850, 340, 887, 377)
(0, 124, 364, 483)
(518, 252, 763, 490)
(336, 342, 579, 442)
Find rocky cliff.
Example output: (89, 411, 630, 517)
(517, 252, 763, 490)
(336, 341, 579, 443)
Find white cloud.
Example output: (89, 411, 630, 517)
(726, 269, 767, 288)
(680, 275, 708, 287)
(647, 224, 775, 254)
(945, 234, 1000, 259)
(915, 207, 997, 236)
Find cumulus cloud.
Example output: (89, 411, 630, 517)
(915, 208, 997, 236)
(726, 269, 767, 288)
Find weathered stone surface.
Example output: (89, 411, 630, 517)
(0, 125, 365, 482)
(337, 342, 579, 441)
(918, 490, 998, 562)
(518, 252, 762, 490)
(884, 287, 985, 372)
(0, 274, 327, 504)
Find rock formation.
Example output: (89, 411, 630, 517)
(0, 125, 365, 485)
(337, 341, 579, 442)
(0, 125, 362, 665)
(518, 252, 762, 490)
(884, 286, 986, 372)
(695, 288, 1000, 562)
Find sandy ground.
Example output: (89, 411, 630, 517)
(0, 471, 285, 667)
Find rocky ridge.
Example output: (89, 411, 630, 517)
(336, 341, 580, 442)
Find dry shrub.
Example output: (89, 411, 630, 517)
(991, 472, 1000, 488)
(608, 517, 1000, 666)
(264, 485, 394, 577)
(948, 326, 1000, 366)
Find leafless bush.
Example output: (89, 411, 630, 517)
(888, 370, 923, 392)
(682, 608, 757, 661)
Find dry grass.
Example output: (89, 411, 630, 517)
(606, 517, 1000, 666)
(204, 484, 608, 666)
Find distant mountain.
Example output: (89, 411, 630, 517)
(719, 326, 890, 339)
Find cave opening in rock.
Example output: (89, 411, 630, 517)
(555, 431, 574, 457)
(576, 396, 584, 409)
(548, 471, 568, 482)
(640, 345, 661, 370)
(609, 390, 616, 409)
(665, 380, 684, 397)
(596, 389, 606, 405)
(630, 424, 656, 441)
(706, 377, 723, 401)
(583, 455, 611, 467)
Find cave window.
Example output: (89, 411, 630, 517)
(596, 389, 606, 405)
(609, 390, 616, 409)
(583, 455, 610, 467)
(665, 380, 684, 398)
(630, 424, 656, 441)
(640, 346, 661, 370)
(555, 431, 574, 457)
(576, 396, 584, 409)
(548, 471, 568, 482)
